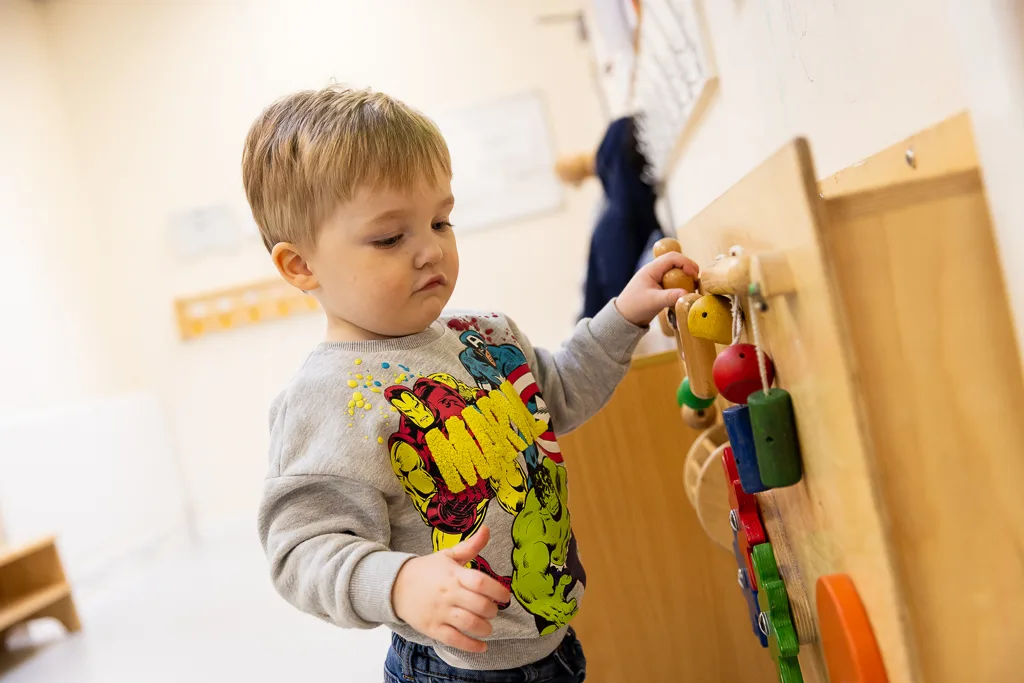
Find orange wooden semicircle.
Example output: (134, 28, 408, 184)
(816, 574, 889, 683)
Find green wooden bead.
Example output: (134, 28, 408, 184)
(677, 377, 716, 410)
(748, 388, 803, 488)
(777, 655, 804, 683)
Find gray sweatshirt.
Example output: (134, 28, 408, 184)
(258, 302, 646, 670)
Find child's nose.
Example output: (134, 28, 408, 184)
(414, 236, 444, 269)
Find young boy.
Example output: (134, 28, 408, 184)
(246, 86, 697, 682)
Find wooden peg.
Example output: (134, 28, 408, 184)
(663, 267, 696, 292)
(676, 294, 718, 399)
(652, 237, 681, 257)
(817, 575, 889, 683)
(714, 344, 775, 404)
(748, 388, 804, 488)
(652, 237, 696, 292)
(682, 402, 718, 430)
(723, 404, 768, 494)
(687, 295, 732, 344)
(749, 251, 796, 298)
(677, 377, 715, 411)
(698, 254, 751, 296)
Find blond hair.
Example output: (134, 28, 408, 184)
(242, 85, 451, 251)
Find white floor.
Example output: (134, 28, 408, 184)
(0, 528, 392, 682)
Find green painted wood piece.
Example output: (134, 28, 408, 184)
(752, 542, 781, 584)
(752, 543, 800, 661)
(748, 388, 803, 488)
(777, 655, 804, 683)
(677, 377, 716, 410)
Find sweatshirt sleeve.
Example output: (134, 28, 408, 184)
(506, 299, 647, 435)
(258, 472, 416, 629)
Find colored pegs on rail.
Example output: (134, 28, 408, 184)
(748, 388, 803, 488)
(714, 344, 775, 404)
(688, 295, 733, 345)
(752, 543, 803, 683)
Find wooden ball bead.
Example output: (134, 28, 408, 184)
(713, 344, 775, 404)
(677, 377, 716, 410)
(663, 268, 696, 292)
(682, 402, 719, 429)
(653, 237, 682, 257)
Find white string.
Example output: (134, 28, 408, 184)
(730, 295, 743, 345)
(748, 295, 772, 395)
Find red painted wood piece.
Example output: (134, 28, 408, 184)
(722, 447, 767, 589)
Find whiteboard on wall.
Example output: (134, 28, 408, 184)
(632, 0, 717, 182)
(432, 91, 563, 233)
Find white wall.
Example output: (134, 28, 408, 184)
(40, 0, 609, 534)
(0, 393, 188, 583)
(664, 0, 967, 224)
(0, 0, 188, 574)
(0, 0, 122, 410)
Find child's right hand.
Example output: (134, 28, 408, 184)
(391, 526, 510, 653)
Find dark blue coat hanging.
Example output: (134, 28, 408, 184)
(581, 116, 663, 320)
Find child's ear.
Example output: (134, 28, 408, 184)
(271, 242, 318, 291)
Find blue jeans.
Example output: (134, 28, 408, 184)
(384, 630, 587, 683)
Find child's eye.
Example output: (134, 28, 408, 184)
(372, 235, 403, 249)
(432, 221, 453, 232)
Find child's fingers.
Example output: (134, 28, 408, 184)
(647, 252, 699, 281)
(454, 590, 500, 620)
(435, 624, 487, 653)
(659, 289, 687, 308)
(457, 566, 511, 605)
(447, 606, 494, 638)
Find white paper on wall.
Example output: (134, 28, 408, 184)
(432, 91, 564, 233)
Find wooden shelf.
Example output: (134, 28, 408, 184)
(0, 537, 80, 638)
(0, 582, 71, 632)
(0, 536, 56, 570)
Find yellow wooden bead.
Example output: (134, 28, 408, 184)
(687, 295, 733, 345)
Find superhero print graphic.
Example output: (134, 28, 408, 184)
(383, 317, 586, 633)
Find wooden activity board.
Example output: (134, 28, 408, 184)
(666, 113, 1024, 683)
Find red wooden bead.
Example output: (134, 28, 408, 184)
(713, 344, 775, 404)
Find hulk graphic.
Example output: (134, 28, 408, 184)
(511, 457, 586, 634)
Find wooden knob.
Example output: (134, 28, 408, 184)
(676, 294, 718, 399)
(663, 267, 696, 292)
(652, 237, 681, 257)
(713, 344, 774, 404)
(687, 294, 732, 344)
(682, 402, 718, 430)
(748, 388, 803, 488)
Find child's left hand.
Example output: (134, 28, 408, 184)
(615, 252, 700, 327)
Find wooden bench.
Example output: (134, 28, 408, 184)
(0, 537, 80, 653)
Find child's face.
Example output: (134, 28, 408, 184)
(306, 179, 459, 340)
